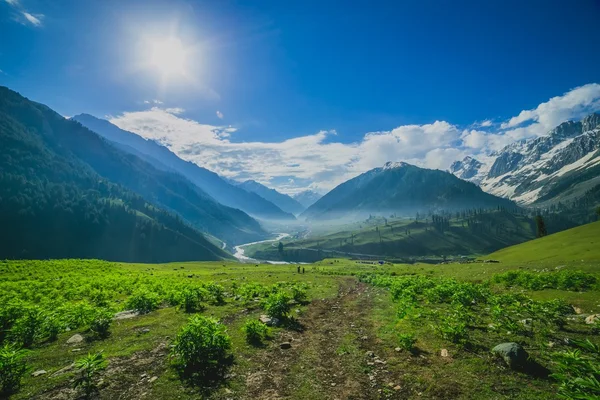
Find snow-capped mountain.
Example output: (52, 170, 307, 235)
(450, 113, 600, 205)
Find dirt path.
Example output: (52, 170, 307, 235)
(243, 278, 392, 400)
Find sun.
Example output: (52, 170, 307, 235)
(149, 37, 187, 77)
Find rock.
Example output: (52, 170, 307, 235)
(32, 370, 47, 377)
(259, 314, 280, 327)
(71, 348, 81, 352)
(366, 351, 375, 358)
(280, 342, 292, 349)
(140, 328, 150, 334)
(491, 343, 529, 368)
(572, 306, 583, 314)
(394, 385, 401, 391)
(52, 363, 75, 377)
(394, 347, 401, 352)
(114, 310, 140, 320)
(585, 314, 599, 324)
(148, 376, 158, 383)
(440, 349, 449, 357)
(66, 334, 84, 344)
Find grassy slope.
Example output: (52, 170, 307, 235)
(249, 211, 536, 261)
(488, 220, 600, 263)
(3, 227, 600, 400)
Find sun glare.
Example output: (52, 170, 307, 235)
(149, 37, 187, 76)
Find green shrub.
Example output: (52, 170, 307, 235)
(126, 290, 160, 314)
(89, 309, 113, 338)
(0, 344, 28, 395)
(263, 291, 292, 320)
(551, 340, 600, 399)
(9, 307, 45, 347)
(62, 302, 96, 329)
(242, 319, 269, 344)
(73, 352, 107, 397)
(43, 313, 63, 342)
(204, 283, 225, 305)
(290, 283, 308, 303)
(171, 316, 231, 377)
(397, 333, 416, 351)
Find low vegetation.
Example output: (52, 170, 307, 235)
(1, 223, 599, 399)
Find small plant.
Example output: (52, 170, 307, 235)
(43, 313, 62, 342)
(263, 291, 292, 320)
(242, 319, 268, 344)
(171, 316, 231, 378)
(89, 308, 113, 338)
(397, 333, 417, 351)
(436, 312, 469, 345)
(0, 344, 28, 395)
(126, 290, 160, 314)
(73, 352, 107, 398)
(551, 340, 600, 399)
(179, 287, 208, 313)
(290, 283, 308, 303)
(204, 283, 225, 305)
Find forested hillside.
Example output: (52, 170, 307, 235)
(0, 86, 233, 262)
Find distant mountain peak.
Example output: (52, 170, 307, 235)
(382, 161, 411, 170)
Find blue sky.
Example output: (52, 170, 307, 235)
(1, 0, 600, 193)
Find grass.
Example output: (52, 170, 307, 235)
(2, 223, 600, 399)
(488, 220, 600, 264)
(248, 210, 539, 262)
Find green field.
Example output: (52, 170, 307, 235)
(1, 223, 600, 399)
(248, 210, 556, 262)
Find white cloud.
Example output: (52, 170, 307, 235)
(216, 110, 224, 119)
(110, 83, 600, 193)
(22, 12, 42, 26)
(5, 0, 19, 5)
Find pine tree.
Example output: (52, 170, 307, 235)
(535, 215, 547, 238)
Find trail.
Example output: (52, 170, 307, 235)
(243, 278, 389, 400)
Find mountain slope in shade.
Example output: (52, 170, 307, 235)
(450, 113, 600, 205)
(72, 114, 295, 221)
(237, 180, 305, 215)
(293, 190, 323, 208)
(301, 162, 516, 220)
(0, 86, 231, 262)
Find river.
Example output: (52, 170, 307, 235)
(233, 233, 291, 264)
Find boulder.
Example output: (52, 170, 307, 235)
(492, 343, 529, 368)
(585, 314, 599, 325)
(114, 310, 140, 320)
(66, 334, 84, 344)
(259, 314, 280, 327)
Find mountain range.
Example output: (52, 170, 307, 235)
(72, 114, 295, 222)
(292, 190, 323, 208)
(450, 113, 600, 206)
(301, 161, 517, 220)
(0, 86, 233, 261)
(236, 180, 305, 215)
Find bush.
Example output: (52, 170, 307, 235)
(126, 290, 160, 314)
(263, 291, 292, 320)
(9, 307, 45, 347)
(89, 309, 113, 338)
(179, 287, 208, 313)
(290, 283, 308, 303)
(0, 344, 28, 395)
(551, 340, 600, 399)
(171, 316, 231, 377)
(43, 313, 63, 342)
(204, 283, 226, 305)
(397, 333, 416, 351)
(242, 319, 268, 344)
(73, 352, 107, 397)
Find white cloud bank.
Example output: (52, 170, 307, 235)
(110, 83, 600, 193)
(5, 0, 44, 27)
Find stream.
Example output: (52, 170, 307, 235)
(233, 233, 291, 264)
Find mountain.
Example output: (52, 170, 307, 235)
(72, 114, 295, 221)
(301, 162, 517, 220)
(449, 156, 486, 184)
(0, 86, 232, 262)
(293, 190, 323, 208)
(450, 113, 600, 205)
(237, 180, 305, 215)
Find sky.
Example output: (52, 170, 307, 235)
(1, 0, 600, 194)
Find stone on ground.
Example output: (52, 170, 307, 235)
(31, 370, 47, 377)
(492, 342, 529, 368)
(66, 333, 84, 344)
